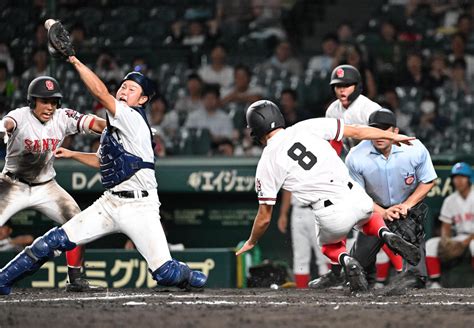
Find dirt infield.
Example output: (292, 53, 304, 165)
(0, 288, 473, 328)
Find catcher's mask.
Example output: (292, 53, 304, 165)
(120, 71, 156, 105)
(330, 64, 362, 104)
(246, 100, 285, 144)
(27, 76, 62, 109)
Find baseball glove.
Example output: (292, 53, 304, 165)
(438, 237, 469, 263)
(386, 203, 428, 246)
(47, 21, 75, 59)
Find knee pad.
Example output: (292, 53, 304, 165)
(0, 228, 76, 293)
(151, 259, 207, 288)
(29, 227, 76, 260)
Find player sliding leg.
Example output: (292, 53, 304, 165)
(320, 240, 369, 292)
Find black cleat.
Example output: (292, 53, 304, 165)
(65, 278, 105, 293)
(383, 232, 421, 266)
(382, 269, 426, 296)
(308, 269, 345, 289)
(343, 257, 369, 293)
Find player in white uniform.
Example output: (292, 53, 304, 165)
(0, 76, 105, 291)
(278, 191, 329, 288)
(0, 51, 207, 295)
(425, 162, 474, 288)
(321, 65, 402, 288)
(325, 64, 381, 154)
(236, 100, 421, 292)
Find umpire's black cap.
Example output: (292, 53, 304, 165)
(368, 108, 397, 129)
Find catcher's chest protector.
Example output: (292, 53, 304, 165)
(99, 115, 154, 189)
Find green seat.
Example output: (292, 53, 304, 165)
(177, 128, 211, 155)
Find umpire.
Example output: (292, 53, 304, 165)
(345, 109, 437, 290)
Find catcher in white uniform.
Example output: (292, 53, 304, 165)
(236, 100, 421, 292)
(0, 22, 206, 295)
(0, 76, 105, 291)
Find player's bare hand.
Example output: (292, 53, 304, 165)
(54, 147, 73, 158)
(236, 240, 256, 256)
(277, 214, 288, 234)
(393, 134, 416, 146)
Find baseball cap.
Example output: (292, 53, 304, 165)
(368, 108, 397, 129)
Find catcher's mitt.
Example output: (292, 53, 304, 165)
(438, 237, 469, 263)
(47, 21, 75, 59)
(386, 203, 428, 246)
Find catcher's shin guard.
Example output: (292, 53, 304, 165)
(151, 259, 207, 289)
(0, 227, 76, 295)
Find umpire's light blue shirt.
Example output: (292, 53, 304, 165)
(345, 140, 437, 208)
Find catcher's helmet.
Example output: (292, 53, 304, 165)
(451, 162, 473, 182)
(246, 100, 285, 144)
(121, 71, 156, 103)
(27, 76, 63, 109)
(329, 64, 362, 104)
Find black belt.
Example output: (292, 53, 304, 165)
(5, 172, 51, 186)
(323, 200, 333, 207)
(111, 190, 149, 198)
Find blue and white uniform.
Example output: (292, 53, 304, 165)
(63, 99, 171, 271)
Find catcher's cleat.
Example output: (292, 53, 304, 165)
(0, 285, 11, 296)
(382, 269, 425, 296)
(177, 270, 207, 292)
(65, 277, 105, 293)
(383, 232, 421, 266)
(308, 269, 345, 289)
(343, 257, 369, 293)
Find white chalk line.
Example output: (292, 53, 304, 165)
(0, 292, 473, 306)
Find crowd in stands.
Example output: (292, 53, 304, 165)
(0, 0, 473, 158)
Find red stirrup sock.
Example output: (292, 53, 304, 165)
(294, 274, 310, 288)
(376, 262, 391, 282)
(321, 240, 347, 264)
(426, 256, 441, 278)
(362, 212, 387, 238)
(66, 245, 84, 268)
(382, 244, 403, 271)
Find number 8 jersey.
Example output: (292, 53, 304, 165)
(255, 118, 351, 206)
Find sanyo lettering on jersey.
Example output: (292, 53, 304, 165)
(24, 138, 61, 153)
